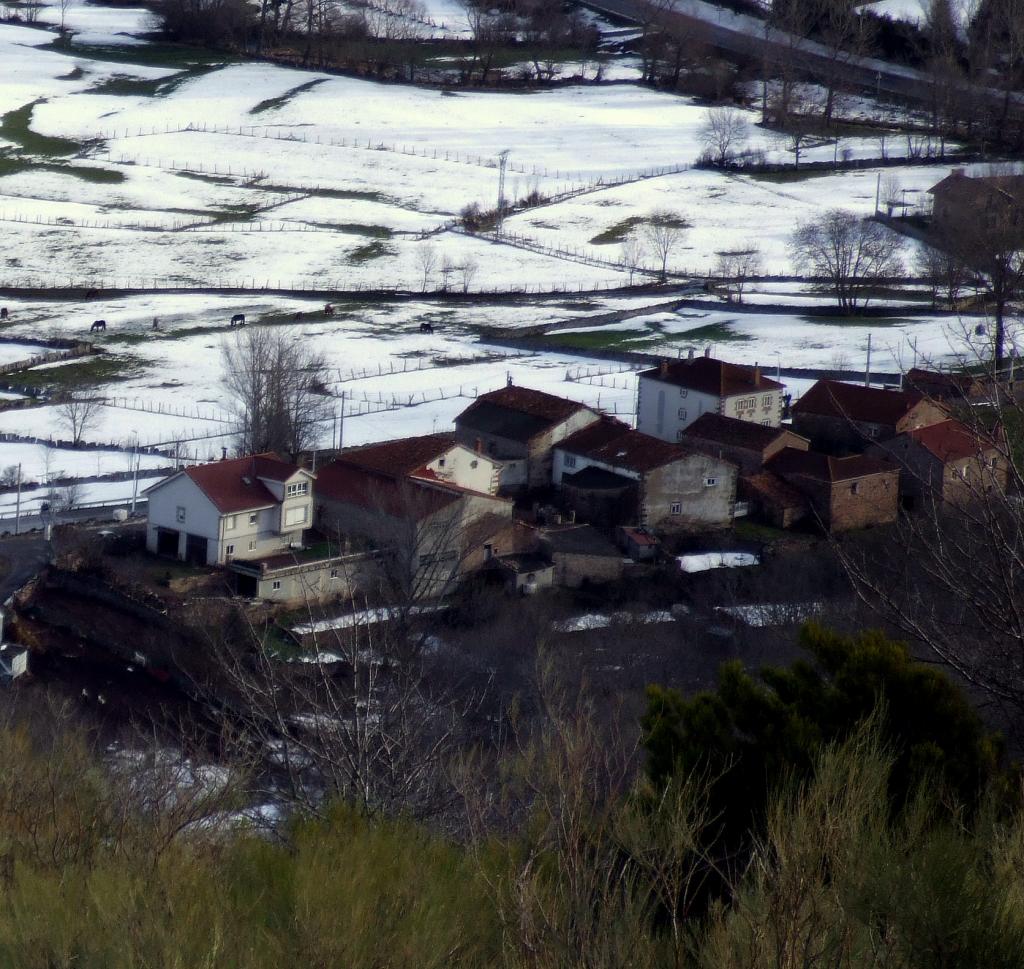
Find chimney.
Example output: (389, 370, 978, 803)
(659, 359, 669, 377)
(704, 347, 711, 358)
(754, 364, 761, 387)
(221, 447, 227, 460)
(506, 371, 513, 387)
(475, 437, 483, 454)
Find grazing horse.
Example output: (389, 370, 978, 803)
(419, 322, 434, 334)
(230, 313, 246, 327)
(324, 303, 335, 316)
(90, 319, 106, 332)
(0, 307, 8, 321)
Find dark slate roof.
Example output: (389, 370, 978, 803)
(684, 413, 805, 451)
(558, 417, 694, 472)
(561, 465, 637, 491)
(904, 419, 996, 463)
(792, 380, 931, 425)
(167, 452, 305, 514)
(638, 356, 783, 396)
(541, 524, 622, 558)
(338, 433, 455, 477)
(767, 447, 895, 483)
(457, 386, 593, 443)
(929, 170, 1024, 204)
(904, 368, 980, 399)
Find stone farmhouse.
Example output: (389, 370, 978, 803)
(636, 353, 785, 442)
(764, 448, 899, 532)
(552, 416, 737, 532)
(454, 384, 600, 491)
(873, 418, 1007, 510)
(792, 380, 948, 454)
(144, 453, 315, 566)
(929, 169, 1024, 237)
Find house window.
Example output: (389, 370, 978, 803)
(226, 544, 235, 556)
(704, 476, 718, 487)
(678, 408, 687, 419)
(762, 395, 772, 407)
(565, 455, 577, 468)
(248, 540, 256, 551)
(272, 580, 281, 591)
(851, 482, 860, 495)
(737, 397, 756, 410)
(470, 459, 478, 469)
(679, 388, 688, 398)
(284, 505, 307, 527)
(676, 430, 685, 442)
(670, 501, 682, 515)
(225, 515, 236, 531)
(991, 456, 999, 469)
(330, 568, 339, 579)
(176, 506, 186, 523)
(248, 513, 257, 525)
(762, 419, 771, 426)
(438, 458, 446, 468)
(286, 482, 309, 498)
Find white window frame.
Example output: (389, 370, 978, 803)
(272, 580, 281, 591)
(248, 540, 256, 551)
(225, 514, 236, 531)
(565, 454, 577, 469)
(225, 544, 235, 556)
(176, 506, 186, 523)
(248, 512, 258, 525)
(678, 408, 687, 419)
(679, 388, 688, 398)
(284, 505, 307, 527)
(704, 477, 718, 487)
(762, 394, 772, 407)
(670, 501, 682, 515)
(286, 481, 309, 498)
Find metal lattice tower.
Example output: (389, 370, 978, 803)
(496, 149, 510, 235)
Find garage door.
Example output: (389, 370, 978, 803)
(184, 533, 208, 565)
(156, 528, 179, 558)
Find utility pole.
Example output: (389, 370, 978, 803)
(337, 391, 345, 451)
(496, 149, 510, 236)
(13, 464, 21, 536)
(130, 437, 140, 514)
(864, 332, 872, 387)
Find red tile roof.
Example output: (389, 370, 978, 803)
(903, 419, 997, 463)
(929, 171, 1024, 205)
(684, 413, 805, 451)
(793, 380, 932, 425)
(316, 462, 461, 519)
(558, 417, 696, 473)
(639, 356, 784, 396)
(179, 453, 305, 514)
(767, 447, 895, 483)
(338, 433, 455, 477)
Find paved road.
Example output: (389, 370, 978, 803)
(0, 533, 49, 605)
(582, 0, 1022, 116)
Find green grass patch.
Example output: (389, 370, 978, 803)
(256, 184, 392, 204)
(8, 353, 142, 392)
(733, 519, 795, 543)
(540, 328, 645, 351)
(746, 169, 834, 184)
(802, 314, 913, 328)
(669, 321, 750, 343)
(0, 101, 82, 157)
(251, 78, 327, 114)
(0, 155, 124, 184)
(175, 170, 237, 187)
(39, 39, 237, 69)
(349, 241, 395, 265)
(305, 222, 393, 238)
(589, 216, 645, 246)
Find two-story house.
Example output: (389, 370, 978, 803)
(682, 412, 811, 474)
(636, 353, 784, 443)
(792, 380, 948, 454)
(144, 453, 315, 566)
(552, 417, 737, 532)
(455, 383, 600, 491)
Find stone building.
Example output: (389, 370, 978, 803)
(683, 412, 810, 474)
(792, 380, 948, 454)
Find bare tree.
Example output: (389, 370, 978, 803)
(620, 236, 647, 285)
(790, 209, 905, 313)
(58, 393, 102, 446)
(699, 105, 750, 166)
(439, 256, 456, 292)
(59, 0, 74, 34)
(915, 242, 968, 308)
(643, 210, 688, 280)
(458, 257, 479, 293)
(221, 327, 330, 458)
(713, 248, 763, 303)
(415, 244, 438, 292)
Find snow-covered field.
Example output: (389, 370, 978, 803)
(0, 5, 999, 483)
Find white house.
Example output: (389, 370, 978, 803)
(144, 453, 315, 566)
(636, 354, 785, 443)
